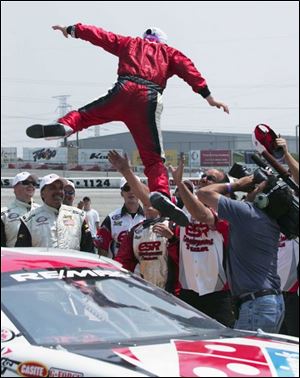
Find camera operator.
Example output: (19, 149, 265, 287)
(189, 169, 295, 333)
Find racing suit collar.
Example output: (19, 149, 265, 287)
(121, 205, 144, 217)
(13, 198, 35, 211)
(42, 202, 60, 215)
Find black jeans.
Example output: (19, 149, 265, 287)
(279, 292, 299, 337)
(179, 289, 235, 328)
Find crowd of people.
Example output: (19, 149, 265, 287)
(2, 136, 298, 337)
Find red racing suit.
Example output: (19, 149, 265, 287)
(60, 23, 211, 197)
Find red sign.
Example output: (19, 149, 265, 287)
(201, 150, 231, 167)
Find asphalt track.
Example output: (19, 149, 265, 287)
(1, 188, 125, 224)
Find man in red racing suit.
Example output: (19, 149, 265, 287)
(26, 24, 229, 225)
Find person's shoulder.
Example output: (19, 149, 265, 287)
(21, 206, 42, 223)
(32, 202, 41, 209)
(109, 207, 122, 218)
(61, 204, 85, 216)
(3, 199, 19, 212)
(1, 207, 9, 217)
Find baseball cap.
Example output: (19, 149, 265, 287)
(12, 172, 38, 187)
(64, 179, 75, 190)
(39, 174, 67, 191)
(143, 27, 168, 43)
(252, 124, 284, 159)
(119, 176, 141, 189)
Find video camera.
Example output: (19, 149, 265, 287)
(228, 154, 299, 240)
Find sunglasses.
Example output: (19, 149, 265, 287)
(121, 184, 131, 192)
(20, 180, 38, 187)
(201, 174, 217, 182)
(64, 190, 75, 195)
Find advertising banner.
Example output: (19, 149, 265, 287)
(190, 150, 201, 167)
(78, 149, 123, 164)
(132, 149, 178, 166)
(200, 150, 232, 167)
(23, 147, 68, 163)
(1, 147, 17, 163)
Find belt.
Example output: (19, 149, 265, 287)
(237, 289, 281, 305)
(118, 75, 164, 94)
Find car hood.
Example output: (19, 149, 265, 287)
(111, 333, 299, 377)
(2, 330, 298, 377)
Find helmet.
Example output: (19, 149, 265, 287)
(143, 27, 168, 44)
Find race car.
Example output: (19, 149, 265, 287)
(1, 247, 299, 377)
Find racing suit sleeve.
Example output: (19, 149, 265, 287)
(94, 215, 113, 255)
(80, 220, 95, 253)
(15, 220, 32, 247)
(66, 23, 130, 56)
(114, 230, 138, 272)
(169, 49, 211, 98)
(1, 219, 7, 247)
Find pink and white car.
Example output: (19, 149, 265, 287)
(1, 247, 299, 377)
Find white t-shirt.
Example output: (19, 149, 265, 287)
(84, 208, 100, 238)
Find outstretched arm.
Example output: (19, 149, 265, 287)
(169, 156, 215, 225)
(52, 23, 128, 56)
(108, 150, 153, 209)
(275, 136, 299, 184)
(170, 50, 229, 114)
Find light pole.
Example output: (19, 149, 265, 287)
(53, 95, 72, 147)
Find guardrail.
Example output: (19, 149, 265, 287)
(1, 177, 203, 189)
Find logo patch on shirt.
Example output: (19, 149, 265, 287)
(112, 214, 122, 221)
(8, 212, 19, 220)
(36, 216, 47, 223)
(63, 217, 75, 226)
(113, 220, 122, 226)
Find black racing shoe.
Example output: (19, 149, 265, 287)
(149, 191, 189, 227)
(26, 123, 67, 139)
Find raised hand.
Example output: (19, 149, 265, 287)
(169, 154, 185, 186)
(52, 25, 68, 38)
(108, 150, 131, 174)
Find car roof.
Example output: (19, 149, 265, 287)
(1, 247, 123, 273)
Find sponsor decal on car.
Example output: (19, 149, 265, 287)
(114, 338, 299, 377)
(17, 361, 48, 377)
(1, 347, 13, 355)
(1, 328, 15, 342)
(48, 367, 84, 377)
(10, 268, 129, 282)
(1, 357, 20, 376)
(265, 347, 299, 377)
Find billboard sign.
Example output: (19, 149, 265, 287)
(1, 147, 17, 163)
(23, 147, 68, 163)
(190, 150, 201, 167)
(78, 149, 123, 164)
(132, 149, 178, 166)
(200, 150, 231, 167)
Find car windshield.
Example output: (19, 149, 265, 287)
(2, 267, 224, 347)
